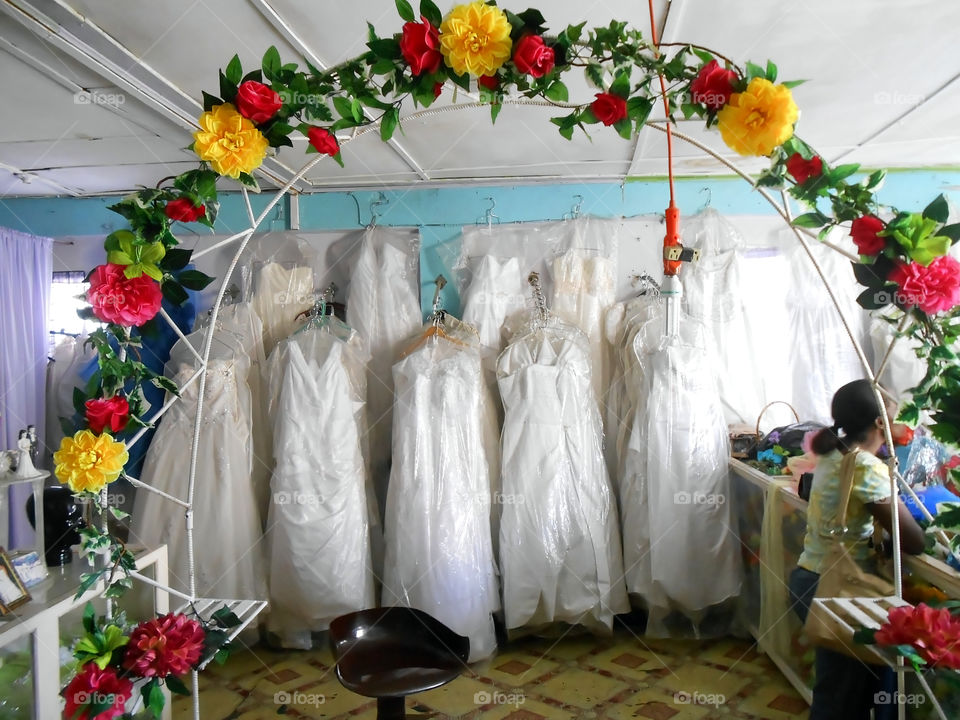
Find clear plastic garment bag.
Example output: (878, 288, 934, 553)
(133, 309, 267, 602)
(264, 310, 376, 649)
(383, 314, 501, 661)
(497, 308, 629, 634)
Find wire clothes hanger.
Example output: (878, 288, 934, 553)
(293, 282, 350, 337)
(527, 271, 550, 330)
(369, 193, 388, 228)
(480, 197, 500, 230)
(399, 275, 471, 357)
(562, 194, 584, 221)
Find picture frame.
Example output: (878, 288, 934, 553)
(0, 547, 31, 615)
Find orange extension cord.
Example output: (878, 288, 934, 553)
(647, 0, 682, 277)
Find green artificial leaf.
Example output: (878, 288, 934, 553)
(82, 603, 96, 634)
(201, 91, 223, 112)
(75, 570, 104, 599)
(166, 675, 191, 696)
(224, 55, 243, 85)
(691, 47, 714, 64)
(923, 194, 950, 224)
(544, 80, 569, 102)
(161, 248, 193, 272)
(614, 118, 632, 140)
(380, 106, 400, 142)
(419, 0, 442, 28)
(609, 71, 631, 99)
(212, 606, 242, 628)
(395, 0, 415, 22)
(214, 648, 230, 666)
(143, 678, 165, 718)
(367, 38, 401, 60)
(333, 96, 355, 120)
(585, 62, 604, 89)
(236, 172, 261, 192)
(262, 46, 282, 81)
(218, 70, 237, 104)
(627, 97, 653, 125)
(109, 506, 130, 521)
(765, 59, 777, 83)
(490, 100, 502, 124)
(898, 402, 921, 426)
(856, 285, 897, 310)
(792, 211, 830, 228)
(886, 213, 951, 265)
(177, 270, 214, 291)
(938, 223, 960, 243)
(240, 69, 263, 85)
(161, 281, 190, 307)
(930, 345, 958, 362)
(745, 61, 766, 82)
(780, 79, 807, 89)
(450, 71, 470, 92)
(828, 163, 860, 183)
(864, 169, 886, 190)
(852, 627, 877, 644)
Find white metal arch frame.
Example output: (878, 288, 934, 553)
(117, 98, 948, 719)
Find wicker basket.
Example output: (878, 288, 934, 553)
(730, 401, 800, 459)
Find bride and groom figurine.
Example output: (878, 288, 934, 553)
(0, 429, 39, 479)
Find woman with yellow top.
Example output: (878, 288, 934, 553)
(789, 379, 925, 720)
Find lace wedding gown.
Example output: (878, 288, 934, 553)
(133, 336, 267, 601)
(251, 262, 315, 357)
(265, 327, 375, 648)
(383, 337, 501, 661)
(497, 323, 628, 633)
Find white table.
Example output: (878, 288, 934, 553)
(0, 545, 169, 719)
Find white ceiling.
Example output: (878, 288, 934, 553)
(1, 0, 958, 197)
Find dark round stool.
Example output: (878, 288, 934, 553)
(329, 607, 470, 720)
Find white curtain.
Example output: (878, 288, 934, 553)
(0, 226, 52, 548)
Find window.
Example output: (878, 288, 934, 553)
(49, 271, 101, 346)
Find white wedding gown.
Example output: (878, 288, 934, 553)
(346, 230, 422, 521)
(265, 326, 375, 648)
(251, 262, 315, 357)
(133, 334, 267, 602)
(383, 336, 501, 661)
(497, 322, 629, 633)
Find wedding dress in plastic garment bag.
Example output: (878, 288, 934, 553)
(551, 250, 616, 406)
(682, 210, 765, 425)
(497, 323, 629, 633)
(461, 255, 527, 363)
(133, 340, 267, 602)
(784, 238, 867, 423)
(383, 339, 500, 661)
(198, 302, 272, 519)
(250, 262, 315, 357)
(636, 336, 742, 637)
(346, 229, 421, 521)
(265, 329, 375, 648)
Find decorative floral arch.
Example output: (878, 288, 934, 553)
(56, 2, 960, 718)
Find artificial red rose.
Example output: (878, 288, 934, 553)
(164, 197, 205, 223)
(850, 215, 886, 256)
(690, 59, 738, 110)
(512, 34, 554, 78)
(889, 255, 960, 315)
(400, 17, 442, 76)
(62, 663, 133, 720)
(875, 603, 960, 669)
(87, 263, 163, 327)
(85, 396, 131, 435)
(785, 153, 823, 184)
(307, 127, 340, 157)
(892, 424, 914, 447)
(123, 613, 206, 679)
(433, 82, 443, 99)
(591, 92, 628, 126)
(478, 75, 499, 91)
(235, 80, 282, 124)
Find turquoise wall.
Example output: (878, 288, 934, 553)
(2, 171, 959, 315)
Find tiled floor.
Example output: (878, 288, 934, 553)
(174, 628, 810, 719)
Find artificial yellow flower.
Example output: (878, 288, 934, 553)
(439, 2, 512, 77)
(54, 430, 128, 494)
(193, 103, 269, 178)
(717, 77, 798, 156)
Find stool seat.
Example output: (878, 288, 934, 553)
(329, 607, 470, 720)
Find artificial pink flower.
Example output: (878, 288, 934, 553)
(87, 263, 162, 327)
(889, 255, 960, 315)
(875, 603, 960, 669)
(62, 663, 133, 720)
(123, 613, 206, 678)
